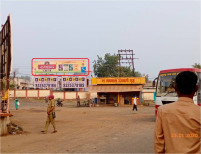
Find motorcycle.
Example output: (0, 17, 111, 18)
(56, 99, 63, 107)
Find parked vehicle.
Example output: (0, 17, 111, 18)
(56, 98, 63, 107)
(154, 68, 201, 116)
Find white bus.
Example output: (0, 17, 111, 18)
(154, 68, 201, 116)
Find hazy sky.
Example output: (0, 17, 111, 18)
(1, 0, 200, 79)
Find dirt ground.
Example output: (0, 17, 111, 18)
(1, 99, 155, 153)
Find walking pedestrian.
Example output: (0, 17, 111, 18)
(133, 96, 137, 111)
(41, 94, 57, 134)
(77, 95, 80, 107)
(154, 71, 200, 153)
(14, 98, 20, 110)
(45, 96, 48, 103)
(89, 98, 93, 107)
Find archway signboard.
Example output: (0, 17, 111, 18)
(0, 15, 13, 135)
(0, 15, 13, 115)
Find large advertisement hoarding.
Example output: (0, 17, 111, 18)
(61, 76, 86, 88)
(34, 76, 58, 89)
(32, 58, 89, 76)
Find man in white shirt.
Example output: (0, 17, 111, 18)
(133, 96, 137, 111)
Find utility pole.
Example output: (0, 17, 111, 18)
(13, 71, 16, 89)
(117, 49, 138, 77)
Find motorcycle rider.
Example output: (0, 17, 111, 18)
(57, 98, 63, 107)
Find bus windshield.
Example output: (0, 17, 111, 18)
(156, 72, 178, 97)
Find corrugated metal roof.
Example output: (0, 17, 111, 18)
(88, 85, 142, 92)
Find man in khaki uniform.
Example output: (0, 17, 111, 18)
(154, 71, 200, 153)
(41, 94, 57, 134)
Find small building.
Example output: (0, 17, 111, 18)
(88, 77, 145, 106)
(142, 81, 156, 102)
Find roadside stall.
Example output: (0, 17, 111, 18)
(88, 77, 145, 106)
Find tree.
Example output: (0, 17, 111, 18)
(9, 83, 16, 89)
(93, 53, 141, 77)
(93, 53, 118, 77)
(135, 71, 142, 77)
(192, 63, 201, 69)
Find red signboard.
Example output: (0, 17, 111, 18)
(38, 64, 56, 69)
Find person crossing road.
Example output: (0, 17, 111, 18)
(41, 94, 57, 134)
(133, 96, 137, 111)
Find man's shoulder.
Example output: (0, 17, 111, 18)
(158, 102, 176, 110)
(158, 102, 181, 114)
(158, 101, 200, 114)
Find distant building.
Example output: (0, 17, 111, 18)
(10, 78, 33, 89)
(142, 81, 156, 102)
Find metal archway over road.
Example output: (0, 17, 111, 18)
(0, 15, 13, 135)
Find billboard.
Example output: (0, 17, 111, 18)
(34, 76, 58, 89)
(61, 76, 86, 88)
(32, 58, 89, 76)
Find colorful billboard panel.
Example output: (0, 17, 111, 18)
(61, 76, 86, 88)
(32, 58, 89, 76)
(34, 76, 58, 89)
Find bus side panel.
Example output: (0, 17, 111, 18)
(155, 97, 163, 117)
